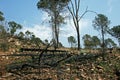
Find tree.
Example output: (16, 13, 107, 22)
(18, 32, 25, 39)
(82, 34, 92, 49)
(37, 0, 70, 48)
(108, 25, 120, 46)
(8, 21, 22, 36)
(92, 36, 100, 49)
(105, 38, 117, 48)
(92, 14, 110, 59)
(0, 11, 9, 51)
(58, 42, 63, 47)
(0, 11, 5, 35)
(82, 35, 100, 49)
(25, 30, 33, 39)
(0, 25, 7, 38)
(30, 34, 43, 46)
(68, 36, 76, 48)
(0, 11, 4, 21)
(67, 0, 96, 50)
(44, 39, 48, 45)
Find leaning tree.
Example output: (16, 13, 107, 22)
(37, 0, 70, 48)
(92, 14, 110, 59)
(108, 25, 120, 46)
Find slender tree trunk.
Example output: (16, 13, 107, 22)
(54, 11, 59, 48)
(77, 27, 80, 50)
(55, 25, 59, 48)
(101, 27, 105, 60)
(118, 39, 120, 47)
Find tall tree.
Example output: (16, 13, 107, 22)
(8, 21, 22, 36)
(68, 36, 76, 48)
(37, 0, 70, 48)
(0, 11, 9, 51)
(108, 25, 120, 46)
(92, 14, 110, 59)
(0, 11, 7, 38)
(67, 0, 81, 50)
(67, 0, 96, 50)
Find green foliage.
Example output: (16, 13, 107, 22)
(0, 11, 5, 21)
(0, 25, 7, 37)
(8, 21, 22, 35)
(31, 36, 43, 46)
(37, 0, 70, 12)
(44, 39, 48, 45)
(92, 36, 100, 48)
(108, 25, 120, 46)
(18, 32, 25, 40)
(25, 30, 34, 40)
(105, 38, 117, 48)
(93, 14, 110, 33)
(82, 34, 100, 49)
(0, 42, 9, 51)
(0, 25, 9, 52)
(82, 34, 92, 49)
(68, 36, 76, 48)
(93, 14, 110, 60)
(37, 0, 70, 48)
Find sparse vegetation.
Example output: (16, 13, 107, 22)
(0, 0, 120, 80)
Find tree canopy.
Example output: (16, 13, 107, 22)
(108, 25, 120, 46)
(37, 0, 70, 48)
(93, 14, 110, 33)
(68, 36, 76, 48)
(0, 11, 4, 21)
(8, 21, 22, 36)
(105, 38, 117, 48)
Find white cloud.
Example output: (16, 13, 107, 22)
(22, 25, 52, 41)
(21, 12, 90, 47)
(60, 18, 90, 38)
(21, 12, 52, 41)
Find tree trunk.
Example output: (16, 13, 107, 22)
(77, 27, 80, 50)
(118, 39, 120, 47)
(54, 11, 59, 48)
(101, 27, 105, 60)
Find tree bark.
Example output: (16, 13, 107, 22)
(77, 27, 80, 50)
(101, 27, 105, 60)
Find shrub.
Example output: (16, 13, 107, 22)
(0, 42, 9, 51)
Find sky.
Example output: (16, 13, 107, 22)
(0, 0, 120, 47)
